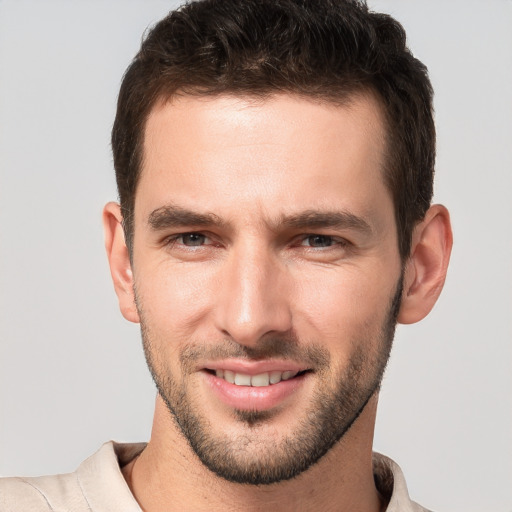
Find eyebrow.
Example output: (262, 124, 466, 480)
(148, 205, 226, 230)
(279, 210, 373, 234)
(148, 204, 372, 235)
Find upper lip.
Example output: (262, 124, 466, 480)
(201, 359, 309, 375)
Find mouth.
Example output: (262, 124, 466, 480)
(205, 368, 309, 387)
(202, 364, 312, 412)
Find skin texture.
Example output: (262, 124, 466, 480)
(104, 93, 452, 511)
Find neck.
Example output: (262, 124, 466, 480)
(123, 395, 383, 512)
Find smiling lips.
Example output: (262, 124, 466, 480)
(204, 364, 309, 411)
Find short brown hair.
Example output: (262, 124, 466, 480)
(112, 0, 435, 259)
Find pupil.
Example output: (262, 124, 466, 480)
(185, 233, 204, 246)
(310, 235, 331, 247)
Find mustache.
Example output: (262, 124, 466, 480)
(179, 335, 330, 371)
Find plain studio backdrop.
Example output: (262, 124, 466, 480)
(1, 1, 511, 511)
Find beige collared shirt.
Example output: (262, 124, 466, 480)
(0, 442, 431, 511)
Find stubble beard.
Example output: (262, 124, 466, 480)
(138, 275, 403, 485)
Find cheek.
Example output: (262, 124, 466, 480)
(292, 266, 394, 343)
(135, 261, 218, 333)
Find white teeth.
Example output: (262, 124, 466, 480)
(224, 370, 235, 384)
(234, 373, 251, 386)
(269, 371, 282, 384)
(213, 369, 300, 386)
(251, 373, 270, 387)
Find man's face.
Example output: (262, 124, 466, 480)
(131, 94, 403, 484)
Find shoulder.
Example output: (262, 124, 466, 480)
(0, 471, 89, 512)
(0, 441, 145, 512)
(373, 452, 433, 512)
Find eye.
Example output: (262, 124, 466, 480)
(301, 235, 338, 248)
(173, 232, 211, 247)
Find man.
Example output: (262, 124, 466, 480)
(0, 0, 452, 510)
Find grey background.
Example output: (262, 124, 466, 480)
(0, 1, 511, 511)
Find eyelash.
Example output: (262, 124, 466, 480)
(164, 232, 349, 251)
(165, 232, 215, 248)
(298, 234, 348, 249)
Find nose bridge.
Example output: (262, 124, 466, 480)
(215, 238, 291, 345)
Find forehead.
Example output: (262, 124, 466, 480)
(137, 93, 389, 224)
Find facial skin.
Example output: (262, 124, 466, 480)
(104, 93, 452, 510)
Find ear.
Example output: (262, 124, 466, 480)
(398, 204, 453, 324)
(102, 202, 140, 323)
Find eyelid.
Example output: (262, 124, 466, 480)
(296, 234, 349, 248)
(162, 231, 351, 252)
(165, 231, 214, 247)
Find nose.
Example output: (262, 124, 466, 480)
(213, 242, 293, 346)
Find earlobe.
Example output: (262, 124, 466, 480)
(102, 202, 140, 324)
(398, 204, 453, 325)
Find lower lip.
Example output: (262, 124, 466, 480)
(203, 371, 308, 411)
